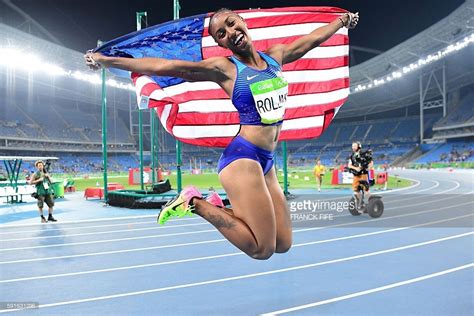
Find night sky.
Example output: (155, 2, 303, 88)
(0, 0, 466, 64)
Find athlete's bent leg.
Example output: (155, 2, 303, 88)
(264, 167, 292, 253)
(192, 159, 277, 259)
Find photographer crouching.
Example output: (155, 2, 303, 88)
(347, 142, 374, 211)
(29, 160, 57, 223)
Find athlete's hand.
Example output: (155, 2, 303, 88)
(84, 50, 102, 71)
(342, 12, 359, 29)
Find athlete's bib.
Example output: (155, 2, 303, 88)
(250, 76, 288, 124)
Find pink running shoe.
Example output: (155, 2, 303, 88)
(158, 186, 202, 225)
(206, 191, 224, 208)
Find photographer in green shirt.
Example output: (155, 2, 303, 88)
(29, 160, 57, 223)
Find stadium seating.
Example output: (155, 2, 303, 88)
(414, 141, 473, 164)
(2, 78, 471, 172)
(434, 92, 474, 128)
(0, 97, 133, 144)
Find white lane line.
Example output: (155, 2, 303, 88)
(292, 214, 473, 248)
(1, 232, 471, 312)
(1, 196, 471, 260)
(306, 176, 423, 206)
(0, 176, 442, 236)
(0, 222, 211, 242)
(0, 180, 438, 242)
(1, 213, 471, 283)
(340, 184, 468, 214)
(384, 179, 458, 202)
(0, 215, 157, 229)
(0, 220, 162, 236)
(381, 179, 458, 206)
(0, 220, 153, 236)
(378, 180, 440, 200)
(278, 178, 456, 219)
(0, 213, 200, 229)
(0, 174, 421, 234)
(0, 229, 217, 252)
(295, 195, 474, 232)
(296, 180, 467, 217)
(0, 239, 227, 265)
(261, 263, 474, 315)
(379, 176, 421, 194)
(434, 180, 460, 194)
(407, 180, 440, 194)
(0, 238, 226, 265)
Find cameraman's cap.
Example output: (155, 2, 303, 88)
(35, 160, 44, 167)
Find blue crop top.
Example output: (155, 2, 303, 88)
(230, 51, 288, 126)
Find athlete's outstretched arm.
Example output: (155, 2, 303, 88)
(84, 52, 229, 83)
(267, 12, 359, 65)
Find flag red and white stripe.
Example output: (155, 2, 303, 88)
(133, 7, 350, 147)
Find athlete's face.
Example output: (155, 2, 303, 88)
(210, 11, 251, 52)
(352, 143, 359, 152)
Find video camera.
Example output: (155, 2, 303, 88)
(44, 160, 52, 173)
(346, 149, 373, 175)
(358, 149, 373, 169)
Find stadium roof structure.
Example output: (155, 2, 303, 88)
(0, 23, 84, 71)
(0, 156, 58, 161)
(342, 0, 474, 118)
(0, 23, 133, 110)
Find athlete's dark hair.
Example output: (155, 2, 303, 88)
(208, 8, 239, 38)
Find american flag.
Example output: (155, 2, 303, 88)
(96, 6, 350, 147)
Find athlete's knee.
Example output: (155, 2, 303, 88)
(251, 249, 274, 260)
(250, 244, 276, 260)
(276, 241, 292, 254)
(276, 236, 292, 253)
